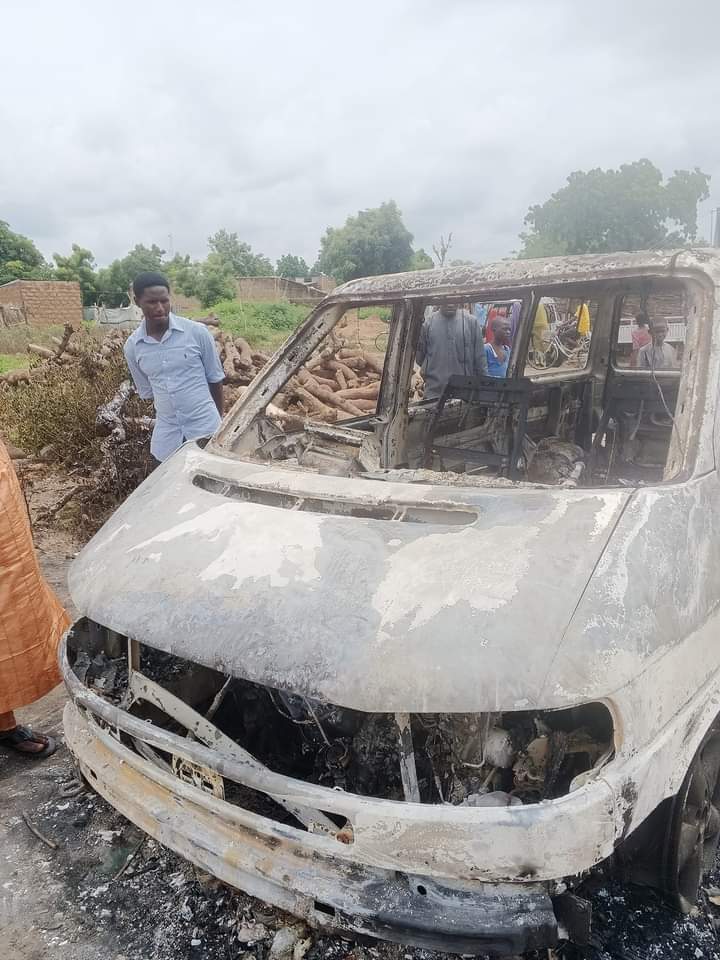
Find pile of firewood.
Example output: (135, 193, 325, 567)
(0, 323, 155, 529)
(0, 322, 130, 388)
(274, 344, 384, 424)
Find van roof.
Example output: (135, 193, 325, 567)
(331, 248, 720, 302)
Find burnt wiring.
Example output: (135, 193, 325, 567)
(266, 688, 314, 725)
(267, 688, 333, 747)
(650, 351, 685, 460)
(303, 697, 332, 747)
(640, 286, 684, 459)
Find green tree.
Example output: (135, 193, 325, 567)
(207, 229, 273, 277)
(276, 254, 310, 279)
(316, 201, 414, 283)
(0, 219, 51, 285)
(196, 256, 236, 307)
(409, 248, 434, 270)
(96, 243, 166, 306)
(53, 244, 99, 305)
(164, 253, 202, 298)
(519, 160, 711, 258)
(163, 252, 236, 308)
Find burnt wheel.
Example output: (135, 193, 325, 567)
(666, 724, 720, 912)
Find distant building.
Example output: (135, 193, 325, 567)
(0, 279, 83, 327)
(310, 273, 336, 293)
(234, 276, 330, 304)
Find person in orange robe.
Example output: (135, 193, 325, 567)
(0, 438, 69, 757)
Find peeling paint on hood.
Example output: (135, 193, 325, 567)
(69, 446, 632, 713)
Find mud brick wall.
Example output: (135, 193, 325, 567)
(235, 276, 324, 303)
(0, 280, 83, 327)
(0, 282, 24, 312)
(171, 291, 202, 315)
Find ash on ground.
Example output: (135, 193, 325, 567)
(3, 746, 720, 960)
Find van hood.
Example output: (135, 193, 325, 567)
(69, 444, 631, 712)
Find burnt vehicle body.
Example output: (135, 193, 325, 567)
(62, 250, 720, 955)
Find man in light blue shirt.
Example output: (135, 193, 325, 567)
(484, 316, 512, 378)
(124, 272, 225, 462)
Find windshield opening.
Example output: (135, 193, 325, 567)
(215, 278, 699, 489)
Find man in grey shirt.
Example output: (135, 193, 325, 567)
(637, 319, 679, 371)
(416, 304, 489, 400)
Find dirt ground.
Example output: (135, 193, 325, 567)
(3, 476, 720, 960)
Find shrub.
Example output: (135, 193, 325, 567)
(0, 331, 144, 464)
(198, 300, 310, 349)
(358, 306, 391, 321)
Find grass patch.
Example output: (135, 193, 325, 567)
(193, 300, 310, 350)
(358, 306, 391, 321)
(0, 322, 66, 355)
(0, 354, 27, 374)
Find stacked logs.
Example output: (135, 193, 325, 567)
(216, 337, 428, 425)
(272, 345, 385, 424)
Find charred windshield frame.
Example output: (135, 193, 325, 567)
(211, 275, 708, 487)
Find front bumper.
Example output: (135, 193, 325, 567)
(64, 701, 558, 953)
(60, 640, 621, 953)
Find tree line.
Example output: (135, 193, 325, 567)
(0, 159, 710, 309)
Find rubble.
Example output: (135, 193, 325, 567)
(270, 925, 305, 960)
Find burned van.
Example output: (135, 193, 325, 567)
(62, 250, 720, 954)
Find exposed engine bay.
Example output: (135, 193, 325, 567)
(219, 678, 615, 806)
(69, 625, 615, 814)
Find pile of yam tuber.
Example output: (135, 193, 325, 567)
(270, 344, 385, 425)
(213, 323, 391, 426)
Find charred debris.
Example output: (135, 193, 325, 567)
(69, 623, 614, 813)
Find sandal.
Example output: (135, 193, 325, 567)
(0, 724, 56, 759)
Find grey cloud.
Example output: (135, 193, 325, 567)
(1, 0, 719, 271)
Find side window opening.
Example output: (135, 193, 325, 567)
(524, 298, 596, 377)
(612, 291, 686, 372)
(590, 289, 687, 485)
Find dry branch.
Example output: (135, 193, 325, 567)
(96, 379, 135, 436)
(28, 344, 55, 360)
(53, 322, 75, 358)
(0, 369, 30, 386)
(37, 484, 84, 522)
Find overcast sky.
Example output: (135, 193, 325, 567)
(2, 0, 719, 269)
